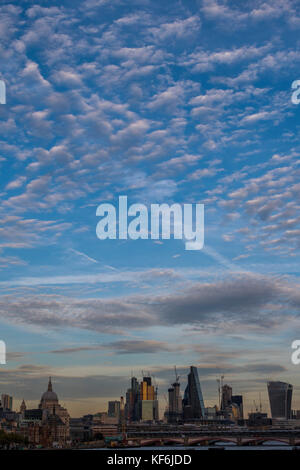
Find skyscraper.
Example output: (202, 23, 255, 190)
(125, 377, 139, 422)
(232, 395, 243, 419)
(1, 394, 13, 411)
(168, 380, 182, 423)
(141, 376, 155, 400)
(221, 384, 232, 410)
(125, 375, 158, 422)
(182, 366, 205, 419)
(139, 377, 158, 421)
(267, 381, 293, 419)
(219, 382, 243, 420)
(108, 400, 120, 420)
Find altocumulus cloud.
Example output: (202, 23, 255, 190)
(50, 340, 181, 355)
(0, 274, 298, 334)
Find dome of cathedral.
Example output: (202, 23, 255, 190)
(41, 390, 58, 401)
(41, 378, 58, 402)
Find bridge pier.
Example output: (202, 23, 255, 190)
(184, 436, 189, 446)
(250, 440, 258, 446)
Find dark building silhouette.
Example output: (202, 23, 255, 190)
(24, 409, 43, 421)
(267, 381, 293, 419)
(221, 384, 232, 410)
(232, 395, 244, 419)
(248, 412, 271, 427)
(143, 377, 152, 387)
(125, 377, 139, 422)
(108, 401, 120, 420)
(1, 394, 13, 411)
(182, 366, 205, 419)
(220, 384, 243, 420)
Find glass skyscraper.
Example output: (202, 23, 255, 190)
(183, 366, 205, 419)
(267, 381, 293, 419)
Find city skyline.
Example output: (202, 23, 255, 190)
(0, 0, 300, 418)
(2, 372, 300, 449)
(0, 367, 298, 419)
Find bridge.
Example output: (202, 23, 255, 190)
(126, 429, 300, 447)
(128, 436, 300, 446)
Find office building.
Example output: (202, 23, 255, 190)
(125, 377, 139, 422)
(168, 380, 182, 423)
(182, 366, 205, 419)
(248, 412, 271, 427)
(125, 375, 158, 422)
(141, 376, 155, 400)
(232, 395, 243, 419)
(108, 401, 120, 420)
(141, 400, 158, 421)
(139, 377, 158, 421)
(1, 394, 13, 411)
(267, 381, 293, 419)
(221, 384, 232, 410)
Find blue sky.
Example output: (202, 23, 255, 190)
(0, 0, 300, 417)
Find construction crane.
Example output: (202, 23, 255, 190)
(152, 373, 159, 398)
(217, 375, 224, 410)
(259, 392, 262, 413)
(174, 366, 180, 383)
(217, 378, 220, 409)
(120, 396, 126, 443)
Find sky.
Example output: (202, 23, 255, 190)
(0, 0, 300, 418)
